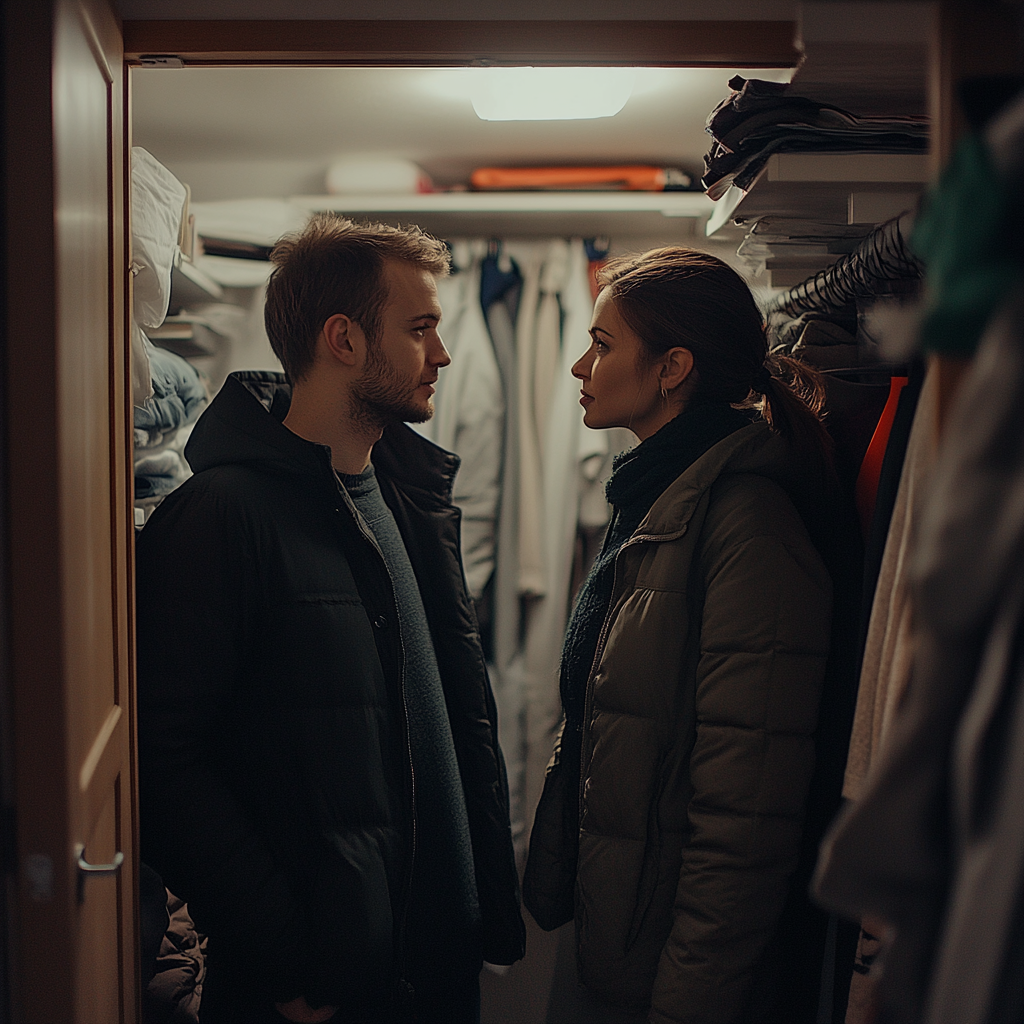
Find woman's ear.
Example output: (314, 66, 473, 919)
(660, 347, 695, 391)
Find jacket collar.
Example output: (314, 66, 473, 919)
(632, 420, 802, 542)
(187, 371, 460, 502)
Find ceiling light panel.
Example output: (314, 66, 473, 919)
(469, 67, 637, 121)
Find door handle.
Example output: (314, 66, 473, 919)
(75, 844, 124, 903)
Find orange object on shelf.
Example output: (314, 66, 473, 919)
(470, 165, 686, 192)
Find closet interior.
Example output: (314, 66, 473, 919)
(127, 3, 985, 1020)
(129, 57, 802, 867)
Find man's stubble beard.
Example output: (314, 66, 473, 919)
(349, 342, 433, 430)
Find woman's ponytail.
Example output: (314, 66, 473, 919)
(756, 354, 836, 487)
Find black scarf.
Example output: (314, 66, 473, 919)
(559, 402, 751, 733)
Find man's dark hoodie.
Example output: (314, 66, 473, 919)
(136, 372, 525, 1015)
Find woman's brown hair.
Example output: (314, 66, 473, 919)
(596, 247, 834, 479)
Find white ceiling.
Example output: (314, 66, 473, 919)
(131, 66, 793, 202)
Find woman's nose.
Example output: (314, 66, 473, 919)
(572, 350, 592, 380)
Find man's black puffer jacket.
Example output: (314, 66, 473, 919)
(137, 372, 525, 1014)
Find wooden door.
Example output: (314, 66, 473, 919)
(4, 2, 136, 1021)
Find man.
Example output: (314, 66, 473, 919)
(137, 215, 525, 1024)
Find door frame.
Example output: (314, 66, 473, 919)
(121, 18, 802, 67)
(110, 15, 798, 1024)
(3, 2, 136, 1021)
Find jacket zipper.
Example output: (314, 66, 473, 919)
(575, 518, 690, 959)
(576, 530, 661, 844)
(333, 475, 417, 992)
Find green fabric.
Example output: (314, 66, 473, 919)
(911, 134, 1020, 356)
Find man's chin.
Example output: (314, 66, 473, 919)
(403, 399, 434, 425)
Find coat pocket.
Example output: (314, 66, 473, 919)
(523, 755, 579, 931)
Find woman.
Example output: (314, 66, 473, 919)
(524, 248, 834, 1024)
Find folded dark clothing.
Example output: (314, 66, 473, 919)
(707, 75, 926, 145)
(703, 76, 929, 198)
(707, 129, 929, 198)
(707, 76, 828, 141)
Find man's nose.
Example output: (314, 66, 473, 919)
(432, 334, 452, 368)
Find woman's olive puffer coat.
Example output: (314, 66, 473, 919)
(529, 421, 832, 1024)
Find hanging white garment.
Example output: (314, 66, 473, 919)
(130, 148, 188, 407)
(485, 239, 609, 863)
(420, 240, 476, 445)
(489, 239, 552, 860)
(414, 242, 505, 599)
(534, 240, 570, 445)
(843, 364, 940, 802)
(485, 248, 527, 859)
(131, 148, 187, 332)
(520, 239, 596, 833)
(577, 426, 637, 531)
(131, 322, 155, 412)
(577, 421, 610, 531)
(514, 243, 553, 598)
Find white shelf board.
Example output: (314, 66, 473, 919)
(706, 153, 928, 237)
(171, 258, 223, 303)
(765, 153, 930, 183)
(705, 185, 750, 237)
(292, 191, 715, 219)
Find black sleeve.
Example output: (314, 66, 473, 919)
(136, 477, 310, 1003)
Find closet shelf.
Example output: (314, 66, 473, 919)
(171, 258, 224, 307)
(293, 191, 715, 218)
(705, 153, 931, 236)
(706, 4, 931, 244)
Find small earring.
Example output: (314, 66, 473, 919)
(660, 387, 668, 401)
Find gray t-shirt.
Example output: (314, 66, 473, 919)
(340, 464, 481, 966)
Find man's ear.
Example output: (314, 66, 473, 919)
(660, 347, 695, 391)
(321, 313, 362, 367)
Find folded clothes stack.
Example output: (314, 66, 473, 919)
(134, 336, 208, 504)
(703, 76, 929, 199)
(134, 449, 191, 501)
(735, 216, 873, 277)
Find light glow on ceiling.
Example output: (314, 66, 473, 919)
(469, 67, 638, 121)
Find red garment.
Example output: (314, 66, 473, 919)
(855, 376, 909, 538)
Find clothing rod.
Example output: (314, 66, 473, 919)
(766, 211, 923, 318)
